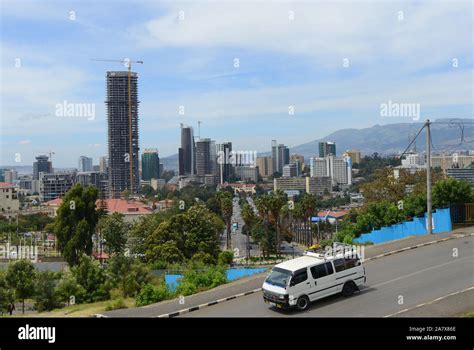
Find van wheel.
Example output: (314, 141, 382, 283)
(342, 281, 357, 297)
(296, 296, 310, 311)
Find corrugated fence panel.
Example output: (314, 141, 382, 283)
(353, 208, 452, 244)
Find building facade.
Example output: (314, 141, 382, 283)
(106, 71, 140, 198)
(318, 141, 336, 158)
(179, 124, 196, 175)
(344, 150, 361, 164)
(33, 155, 53, 180)
(78, 156, 93, 172)
(256, 156, 274, 177)
(0, 182, 20, 213)
(40, 173, 75, 202)
(141, 149, 160, 181)
(310, 155, 352, 186)
(274, 176, 331, 195)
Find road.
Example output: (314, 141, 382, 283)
(182, 235, 474, 317)
(220, 197, 260, 258)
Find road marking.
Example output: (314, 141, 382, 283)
(384, 286, 474, 317)
(371, 255, 473, 289)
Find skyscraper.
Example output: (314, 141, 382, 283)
(78, 156, 93, 172)
(99, 156, 108, 173)
(216, 142, 232, 184)
(141, 149, 160, 181)
(106, 71, 140, 198)
(179, 124, 195, 175)
(271, 141, 290, 174)
(195, 138, 216, 176)
(318, 141, 336, 157)
(33, 155, 53, 180)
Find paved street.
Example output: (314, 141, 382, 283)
(182, 235, 474, 317)
(220, 197, 260, 258)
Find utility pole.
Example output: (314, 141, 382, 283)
(426, 119, 433, 234)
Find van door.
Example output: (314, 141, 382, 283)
(288, 268, 311, 302)
(308, 262, 336, 301)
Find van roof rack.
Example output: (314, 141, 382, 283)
(305, 242, 358, 260)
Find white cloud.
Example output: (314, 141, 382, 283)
(134, 1, 472, 71)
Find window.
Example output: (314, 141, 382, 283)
(291, 269, 308, 285)
(310, 264, 328, 279)
(333, 258, 346, 273)
(344, 255, 361, 269)
(265, 267, 292, 288)
(325, 262, 334, 275)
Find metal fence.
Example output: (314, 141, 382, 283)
(450, 203, 474, 225)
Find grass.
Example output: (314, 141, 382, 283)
(463, 311, 474, 318)
(14, 298, 136, 318)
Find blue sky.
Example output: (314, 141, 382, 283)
(1, 0, 472, 167)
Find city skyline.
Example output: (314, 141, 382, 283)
(1, 0, 473, 167)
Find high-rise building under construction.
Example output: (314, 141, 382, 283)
(106, 71, 140, 198)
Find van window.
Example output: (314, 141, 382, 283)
(344, 255, 361, 269)
(333, 258, 346, 272)
(310, 264, 327, 279)
(291, 269, 308, 285)
(325, 262, 334, 275)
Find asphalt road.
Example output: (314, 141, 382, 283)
(182, 235, 474, 317)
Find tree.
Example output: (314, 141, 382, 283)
(6, 260, 36, 314)
(71, 255, 109, 302)
(98, 213, 128, 255)
(266, 190, 287, 255)
(300, 194, 318, 246)
(241, 202, 256, 259)
(217, 191, 233, 250)
(55, 272, 86, 306)
(128, 213, 169, 259)
(144, 204, 223, 264)
(0, 271, 14, 315)
(33, 271, 61, 312)
(106, 256, 150, 297)
(433, 178, 473, 208)
(53, 184, 99, 266)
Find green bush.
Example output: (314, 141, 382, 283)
(135, 283, 169, 307)
(175, 266, 227, 295)
(105, 298, 127, 311)
(217, 251, 234, 266)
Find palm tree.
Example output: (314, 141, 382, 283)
(300, 194, 318, 246)
(266, 190, 287, 256)
(255, 195, 270, 257)
(217, 191, 233, 250)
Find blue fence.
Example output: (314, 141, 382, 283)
(353, 208, 452, 244)
(165, 267, 268, 291)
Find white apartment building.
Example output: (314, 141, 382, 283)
(310, 155, 352, 186)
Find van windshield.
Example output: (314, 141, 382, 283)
(265, 267, 292, 288)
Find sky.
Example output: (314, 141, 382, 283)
(0, 0, 473, 167)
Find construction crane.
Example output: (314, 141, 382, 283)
(91, 58, 143, 194)
(198, 121, 203, 140)
(41, 150, 55, 161)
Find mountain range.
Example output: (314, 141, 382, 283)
(161, 118, 473, 171)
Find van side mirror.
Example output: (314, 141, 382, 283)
(289, 279, 295, 287)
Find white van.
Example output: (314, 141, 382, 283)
(262, 243, 366, 311)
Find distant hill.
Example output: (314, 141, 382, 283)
(159, 118, 472, 170)
(289, 118, 473, 159)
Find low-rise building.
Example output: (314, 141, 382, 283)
(0, 182, 20, 213)
(274, 176, 331, 196)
